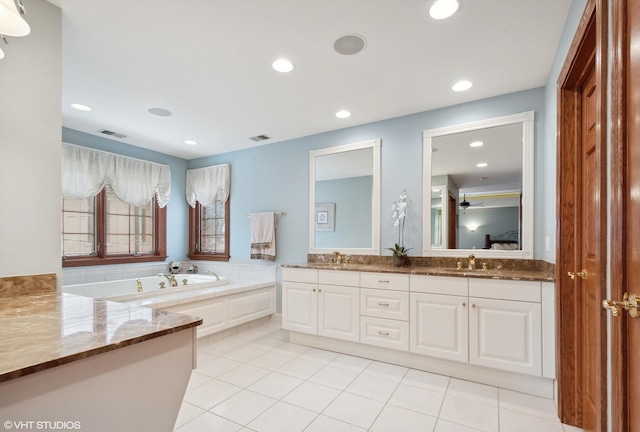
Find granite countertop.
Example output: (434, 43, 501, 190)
(0, 292, 202, 383)
(283, 262, 555, 282)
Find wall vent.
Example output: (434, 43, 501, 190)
(249, 134, 271, 142)
(98, 129, 128, 139)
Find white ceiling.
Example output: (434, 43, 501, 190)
(56, 0, 572, 160)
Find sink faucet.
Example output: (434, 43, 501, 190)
(204, 268, 221, 281)
(333, 251, 342, 264)
(158, 273, 178, 287)
(468, 254, 476, 271)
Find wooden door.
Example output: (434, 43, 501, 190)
(580, 65, 599, 431)
(610, 0, 640, 430)
(447, 192, 457, 248)
(556, 0, 607, 429)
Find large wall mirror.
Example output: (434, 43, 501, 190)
(422, 111, 534, 259)
(309, 139, 381, 255)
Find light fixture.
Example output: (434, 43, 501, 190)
(336, 110, 351, 119)
(70, 103, 93, 112)
(452, 80, 472, 92)
(476, 162, 488, 168)
(184, 140, 198, 146)
(0, 0, 30, 37)
(466, 224, 479, 232)
(272, 58, 294, 73)
(429, 0, 460, 20)
(469, 141, 483, 147)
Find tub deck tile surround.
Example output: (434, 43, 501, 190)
(0, 292, 202, 383)
(292, 255, 556, 282)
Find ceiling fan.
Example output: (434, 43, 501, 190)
(459, 194, 484, 210)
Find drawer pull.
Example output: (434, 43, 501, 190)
(378, 331, 390, 336)
(378, 279, 390, 283)
(378, 302, 389, 307)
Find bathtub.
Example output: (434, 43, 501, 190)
(63, 274, 230, 302)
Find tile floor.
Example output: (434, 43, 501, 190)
(174, 322, 584, 432)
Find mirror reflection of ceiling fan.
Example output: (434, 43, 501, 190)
(459, 194, 484, 210)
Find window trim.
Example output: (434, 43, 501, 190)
(188, 198, 230, 261)
(62, 189, 167, 268)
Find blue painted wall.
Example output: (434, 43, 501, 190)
(63, 86, 547, 267)
(190, 87, 546, 265)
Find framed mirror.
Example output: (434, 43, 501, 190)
(309, 139, 381, 255)
(422, 111, 534, 259)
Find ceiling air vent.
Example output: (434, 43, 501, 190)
(249, 134, 271, 142)
(98, 129, 128, 139)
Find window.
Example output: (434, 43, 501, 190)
(62, 187, 166, 267)
(188, 198, 230, 261)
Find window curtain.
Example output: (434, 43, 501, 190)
(61, 143, 172, 208)
(185, 164, 230, 208)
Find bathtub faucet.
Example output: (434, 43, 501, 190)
(204, 269, 221, 281)
(158, 273, 178, 287)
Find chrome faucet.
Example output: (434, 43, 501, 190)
(204, 268, 221, 281)
(158, 273, 178, 287)
(136, 279, 143, 292)
(468, 254, 476, 271)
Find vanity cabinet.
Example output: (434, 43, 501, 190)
(409, 275, 544, 377)
(468, 278, 542, 375)
(282, 268, 360, 342)
(359, 273, 410, 351)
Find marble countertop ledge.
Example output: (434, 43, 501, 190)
(0, 292, 202, 383)
(283, 263, 555, 282)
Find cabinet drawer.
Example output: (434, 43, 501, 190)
(410, 274, 468, 296)
(282, 268, 318, 284)
(319, 269, 360, 286)
(360, 272, 409, 291)
(360, 289, 409, 321)
(360, 316, 409, 351)
(469, 279, 541, 302)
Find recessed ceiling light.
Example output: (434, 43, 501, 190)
(272, 58, 294, 73)
(148, 107, 172, 117)
(70, 103, 92, 112)
(469, 141, 484, 147)
(184, 140, 198, 146)
(429, 0, 460, 20)
(334, 34, 366, 56)
(336, 110, 351, 119)
(476, 162, 488, 168)
(452, 80, 472, 92)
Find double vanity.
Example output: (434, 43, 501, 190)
(282, 259, 555, 399)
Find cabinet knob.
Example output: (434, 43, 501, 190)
(313, 288, 316, 292)
(462, 302, 466, 307)
(472, 304, 476, 309)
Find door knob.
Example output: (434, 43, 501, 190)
(568, 270, 588, 280)
(602, 293, 639, 318)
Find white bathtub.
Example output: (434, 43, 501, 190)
(63, 274, 230, 302)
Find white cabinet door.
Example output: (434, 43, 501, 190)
(469, 297, 542, 376)
(318, 284, 360, 342)
(410, 292, 468, 362)
(282, 282, 318, 335)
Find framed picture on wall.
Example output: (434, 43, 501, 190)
(315, 202, 335, 231)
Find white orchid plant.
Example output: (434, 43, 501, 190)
(388, 189, 411, 256)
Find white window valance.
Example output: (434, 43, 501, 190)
(186, 164, 230, 208)
(61, 143, 172, 208)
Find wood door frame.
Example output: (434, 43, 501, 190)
(556, 0, 608, 428)
(610, 0, 629, 430)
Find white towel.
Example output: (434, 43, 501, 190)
(250, 212, 276, 261)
